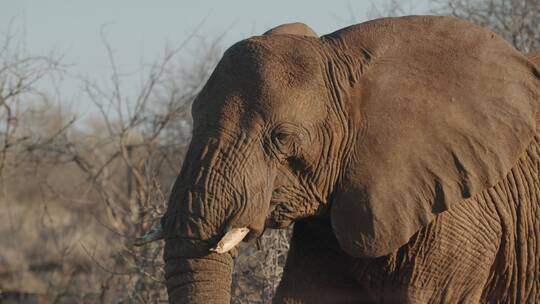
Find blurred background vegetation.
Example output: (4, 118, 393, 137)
(0, 0, 539, 303)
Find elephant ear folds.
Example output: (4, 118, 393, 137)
(329, 16, 540, 258)
(263, 22, 318, 37)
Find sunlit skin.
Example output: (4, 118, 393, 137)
(161, 16, 540, 303)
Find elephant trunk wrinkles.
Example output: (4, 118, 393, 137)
(162, 135, 262, 303)
(163, 135, 245, 243)
(165, 252, 233, 304)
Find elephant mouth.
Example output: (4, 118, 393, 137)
(158, 188, 295, 257)
(266, 185, 329, 228)
(199, 195, 287, 251)
(265, 194, 295, 229)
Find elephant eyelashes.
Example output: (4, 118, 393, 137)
(272, 131, 292, 146)
(271, 133, 293, 158)
(270, 125, 303, 158)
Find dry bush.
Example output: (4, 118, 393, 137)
(27, 34, 220, 302)
(232, 229, 292, 304)
(368, 0, 540, 53)
(0, 25, 293, 303)
(434, 0, 540, 53)
(0, 25, 82, 303)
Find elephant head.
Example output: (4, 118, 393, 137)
(160, 16, 540, 303)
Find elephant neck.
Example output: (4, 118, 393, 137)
(482, 135, 540, 301)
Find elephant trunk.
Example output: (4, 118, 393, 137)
(162, 133, 272, 303)
(165, 252, 233, 304)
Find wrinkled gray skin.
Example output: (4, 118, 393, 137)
(161, 16, 540, 303)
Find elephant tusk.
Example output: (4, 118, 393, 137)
(133, 222, 164, 246)
(210, 227, 250, 254)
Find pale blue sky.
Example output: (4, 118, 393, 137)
(1, 0, 430, 112)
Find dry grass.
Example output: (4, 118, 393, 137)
(0, 193, 291, 303)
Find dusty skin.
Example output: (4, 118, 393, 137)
(157, 16, 540, 303)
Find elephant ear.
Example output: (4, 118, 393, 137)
(329, 16, 540, 257)
(263, 22, 318, 37)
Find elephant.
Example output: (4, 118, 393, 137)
(157, 15, 540, 303)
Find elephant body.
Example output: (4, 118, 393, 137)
(277, 53, 540, 302)
(160, 16, 540, 303)
(277, 136, 540, 303)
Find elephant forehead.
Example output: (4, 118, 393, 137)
(211, 74, 326, 128)
(235, 64, 327, 125)
(224, 36, 324, 90)
(201, 37, 327, 122)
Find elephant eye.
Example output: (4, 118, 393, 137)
(271, 129, 295, 152)
(272, 131, 290, 144)
(270, 124, 303, 157)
